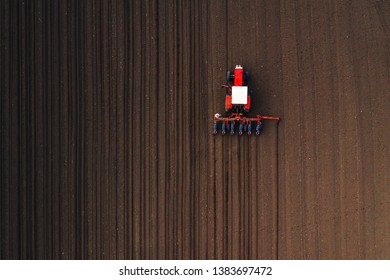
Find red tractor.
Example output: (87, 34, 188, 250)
(213, 65, 280, 135)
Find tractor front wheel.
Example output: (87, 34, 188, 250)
(227, 71, 234, 82)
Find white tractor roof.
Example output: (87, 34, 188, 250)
(232, 86, 248, 105)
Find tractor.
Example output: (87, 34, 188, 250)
(213, 65, 280, 135)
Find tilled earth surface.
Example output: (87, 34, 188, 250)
(1, 0, 389, 259)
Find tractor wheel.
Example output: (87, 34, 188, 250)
(227, 71, 234, 82)
(243, 72, 249, 85)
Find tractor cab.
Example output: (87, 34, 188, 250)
(225, 65, 251, 113)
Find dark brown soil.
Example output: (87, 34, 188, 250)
(1, 0, 389, 259)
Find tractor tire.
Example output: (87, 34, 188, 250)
(227, 71, 234, 82)
(243, 72, 249, 84)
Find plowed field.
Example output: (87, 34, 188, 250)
(1, 0, 389, 259)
